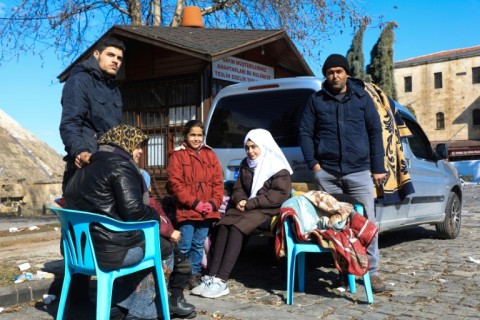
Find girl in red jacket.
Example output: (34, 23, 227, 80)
(167, 120, 224, 288)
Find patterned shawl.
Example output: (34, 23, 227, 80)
(364, 82, 415, 204)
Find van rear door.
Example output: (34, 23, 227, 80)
(205, 78, 323, 183)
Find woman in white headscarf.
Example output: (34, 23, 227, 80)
(191, 128, 292, 299)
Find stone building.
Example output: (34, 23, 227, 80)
(394, 45, 480, 161)
(0, 109, 64, 215)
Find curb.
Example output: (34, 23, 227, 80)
(0, 276, 63, 307)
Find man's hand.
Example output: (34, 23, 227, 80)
(75, 151, 92, 168)
(311, 164, 321, 171)
(372, 173, 387, 187)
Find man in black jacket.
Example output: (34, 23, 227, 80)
(298, 54, 388, 293)
(59, 36, 126, 194)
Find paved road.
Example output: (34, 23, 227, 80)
(1, 186, 479, 319)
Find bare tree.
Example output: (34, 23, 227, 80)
(0, 0, 374, 66)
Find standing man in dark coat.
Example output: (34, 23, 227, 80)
(59, 36, 126, 193)
(57, 36, 126, 314)
(298, 54, 388, 293)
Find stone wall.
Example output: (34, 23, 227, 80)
(0, 179, 62, 215)
(394, 53, 480, 142)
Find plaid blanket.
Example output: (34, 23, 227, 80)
(275, 191, 378, 276)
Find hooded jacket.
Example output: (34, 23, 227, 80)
(59, 55, 123, 161)
(167, 144, 223, 223)
(298, 78, 386, 175)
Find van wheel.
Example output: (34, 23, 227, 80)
(435, 192, 461, 239)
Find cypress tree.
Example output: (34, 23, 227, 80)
(346, 23, 367, 80)
(366, 21, 398, 100)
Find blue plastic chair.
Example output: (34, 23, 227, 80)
(49, 207, 171, 320)
(283, 201, 374, 305)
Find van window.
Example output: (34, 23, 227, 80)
(403, 117, 436, 161)
(206, 89, 315, 148)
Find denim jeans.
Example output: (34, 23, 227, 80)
(178, 220, 211, 275)
(314, 169, 380, 275)
(114, 247, 161, 319)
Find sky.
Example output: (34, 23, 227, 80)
(1, 0, 480, 156)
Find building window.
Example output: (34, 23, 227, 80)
(404, 76, 412, 92)
(147, 134, 166, 166)
(436, 112, 445, 129)
(434, 72, 443, 89)
(473, 109, 480, 125)
(473, 67, 480, 84)
(169, 105, 196, 126)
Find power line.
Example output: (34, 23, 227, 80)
(0, 16, 52, 20)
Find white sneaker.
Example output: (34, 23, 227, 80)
(191, 275, 212, 296)
(200, 276, 230, 298)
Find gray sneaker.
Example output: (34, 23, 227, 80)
(191, 275, 212, 296)
(200, 276, 230, 298)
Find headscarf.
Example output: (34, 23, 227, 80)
(98, 125, 150, 204)
(244, 129, 293, 199)
(98, 124, 149, 156)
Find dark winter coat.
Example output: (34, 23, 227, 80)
(217, 159, 292, 235)
(59, 55, 123, 161)
(298, 78, 386, 175)
(167, 144, 224, 223)
(64, 146, 160, 270)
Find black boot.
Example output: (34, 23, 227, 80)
(169, 295, 196, 318)
(110, 305, 127, 320)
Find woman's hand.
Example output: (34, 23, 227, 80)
(236, 200, 247, 212)
(170, 230, 181, 243)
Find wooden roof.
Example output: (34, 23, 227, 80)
(58, 25, 313, 82)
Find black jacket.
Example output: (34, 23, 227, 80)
(64, 147, 160, 269)
(59, 55, 123, 161)
(298, 78, 386, 175)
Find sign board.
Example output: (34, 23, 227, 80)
(212, 57, 274, 83)
(450, 148, 480, 156)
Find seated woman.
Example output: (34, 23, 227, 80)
(192, 128, 293, 298)
(64, 124, 195, 320)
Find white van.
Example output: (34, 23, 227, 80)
(204, 77, 462, 239)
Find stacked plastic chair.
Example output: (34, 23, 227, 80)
(50, 207, 170, 320)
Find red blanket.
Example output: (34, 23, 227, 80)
(275, 193, 378, 276)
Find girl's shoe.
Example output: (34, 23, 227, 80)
(186, 272, 202, 289)
(191, 275, 212, 296)
(200, 276, 229, 298)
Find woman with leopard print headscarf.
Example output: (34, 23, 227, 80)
(64, 124, 195, 319)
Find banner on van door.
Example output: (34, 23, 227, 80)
(212, 57, 274, 83)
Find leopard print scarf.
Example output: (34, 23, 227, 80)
(98, 124, 149, 156)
